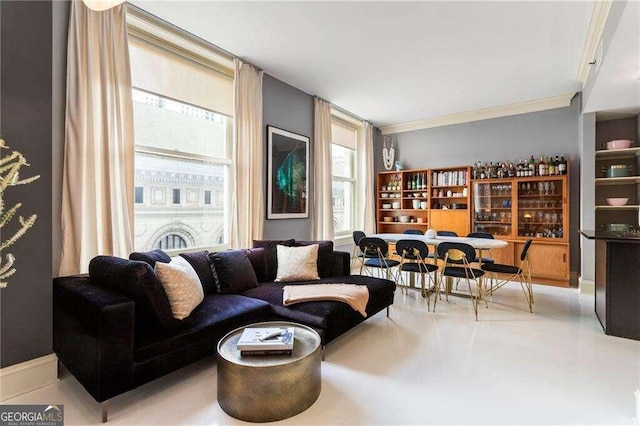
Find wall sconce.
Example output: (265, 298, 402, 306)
(82, 0, 125, 11)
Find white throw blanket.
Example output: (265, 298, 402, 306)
(282, 284, 370, 317)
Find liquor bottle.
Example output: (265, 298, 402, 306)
(421, 173, 426, 190)
(559, 155, 567, 175)
(548, 156, 555, 176)
(554, 155, 560, 175)
(411, 174, 416, 190)
(480, 163, 486, 179)
(538, 156, 547, 176)
(508, 162, 515, 178)
(407, 175, 412, 190)
(528, 155, 535, 177)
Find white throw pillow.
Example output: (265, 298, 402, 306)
(155, 256, 204, 320)
(275, 244, 320, 282)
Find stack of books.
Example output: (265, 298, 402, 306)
(237, 327, 295, 356)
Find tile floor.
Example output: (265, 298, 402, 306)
(7, 282, 640, 425)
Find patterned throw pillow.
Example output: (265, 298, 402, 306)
(154, 257, 204, 320)
(275, 244, 320, 282)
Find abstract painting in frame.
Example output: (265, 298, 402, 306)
(267, 126, 309, 219)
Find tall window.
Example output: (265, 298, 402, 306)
(331, 118, 358, 236)
(128, 20, 234, 253)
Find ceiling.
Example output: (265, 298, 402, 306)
(132, 1, 594, 127)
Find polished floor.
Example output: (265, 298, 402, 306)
(8, 281, 640, 425)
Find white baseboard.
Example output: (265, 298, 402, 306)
(0, 353, 58, 401)
(579, 277, 595, 295)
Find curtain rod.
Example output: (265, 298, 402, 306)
(125, 2, 263, 72)
(315, 96, 367, 124)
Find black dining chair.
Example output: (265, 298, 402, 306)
(396, 240, 438, 308)
(437, 230, 458, 237)
(352, 231, 367, 271)
(481, 239, 534, 312)
(359, 237, 400, 281)
(435, 242, 486, 320)
(466, 232, 495, 264)
(403, 229, 424, 235)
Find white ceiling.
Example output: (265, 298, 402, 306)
(132, 1, 594, 127)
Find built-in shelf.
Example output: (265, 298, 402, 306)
(595, 205, 640, 210)
(595, 147, 640, 160)
(595, 176, 640, 185)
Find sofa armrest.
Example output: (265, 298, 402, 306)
(330, 251, 351, 276)
(53, 275, 135, 402)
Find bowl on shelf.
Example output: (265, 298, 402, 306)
(606, 140, 632, 150)
(399, 215, 410, 223)
(383, 216, 393, 222)
(382, 203, 392, 209)
(392, 201, 401, 209)
(421, 192, 428, 197)
(381, 193, 389, 198)
(606, 197, 629, 206)
(413, 193, 420, 198)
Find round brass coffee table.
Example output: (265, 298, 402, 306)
(216, 321, 322, 422)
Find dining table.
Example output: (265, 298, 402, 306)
(369, 233, 508, 295)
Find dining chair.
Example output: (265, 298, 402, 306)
(435, 242, 486, 320)
(352, 230, 367, 271)
(396, 240, 438, 308)
(466, 232, 495, 264)
(403, 229, 424, 235)
(359, 237, 400, 281)
(481, 239, 534, 312)
(436, 230, 458, 237)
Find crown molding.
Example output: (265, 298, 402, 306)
(380, 92, 576, 135)
(576, 0, 613, 83)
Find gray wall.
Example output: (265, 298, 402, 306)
(262, 74, 314, 241)
(0, 1, 54, 367)
(375, 94, 582, 280)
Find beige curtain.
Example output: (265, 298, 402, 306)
(358, 122, 376, 235)
(312, 98, 334, 241)
(59, 1, 134, 276)
(231, 59, 264, 248)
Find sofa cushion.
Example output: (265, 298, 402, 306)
(129, 249, 171, 268)
(155, 257, 205, 320)
(179, 250, 216, 295)
(209, 250, 259, 294)
(275, 244, 320, 282)
(252, 239, 295, 281)
(243, 247, 268, 283)
(294, 240, 334, 278)
(241, 275, 396, 343)
(89, 256, 175, 327)
(134, 294, 272, 362)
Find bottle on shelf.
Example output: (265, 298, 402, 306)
(538, 156, 547, 176)
(528, 155, 535, 177)
(559, 155, 567, 175)
(548, 156, 555, 176)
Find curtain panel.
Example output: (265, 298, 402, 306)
(312, 98, 334, 241)
(59, 1, 134, 275)
(358, 122, 376, 235)
(231, 59, 264, 248)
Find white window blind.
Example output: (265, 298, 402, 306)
(331, 119, 358, 150)
(129, 37, 234, 117)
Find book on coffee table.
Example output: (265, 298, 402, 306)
(237, 327, 294, 355)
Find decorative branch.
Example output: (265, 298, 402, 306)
(0, 137, 40, 289)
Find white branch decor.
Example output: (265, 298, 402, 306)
(0, 138, 40, 288)
(382, 135, 395, 171)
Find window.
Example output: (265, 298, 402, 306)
(331, 118, 358, 236)
(155, 234, 187, 250)
(128, 18, 234, 253)
(134, 186, 144, 204)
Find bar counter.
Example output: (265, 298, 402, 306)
(580, 230, 640, 340)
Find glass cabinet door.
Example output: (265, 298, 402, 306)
(472, 182, 512, 236)
(517, 179, 564, 238)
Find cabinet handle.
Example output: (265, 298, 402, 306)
(563, 253, 566, 262)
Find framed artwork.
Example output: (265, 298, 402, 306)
(267, 126, 309, 219)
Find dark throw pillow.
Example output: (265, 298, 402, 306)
(242, 247, 268, 283)
(179, 250, 216, 295)
(252, 239, 295, 281)
(208, 250, 259, 294)
(89, 255, 175, 327)
(129, 249, 171, 268)
(294, 240, 334, 278)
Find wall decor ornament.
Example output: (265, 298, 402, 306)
(382, 135, 395, 171)
(267, 126, 309, 219)
(0, 138, 40, 288)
